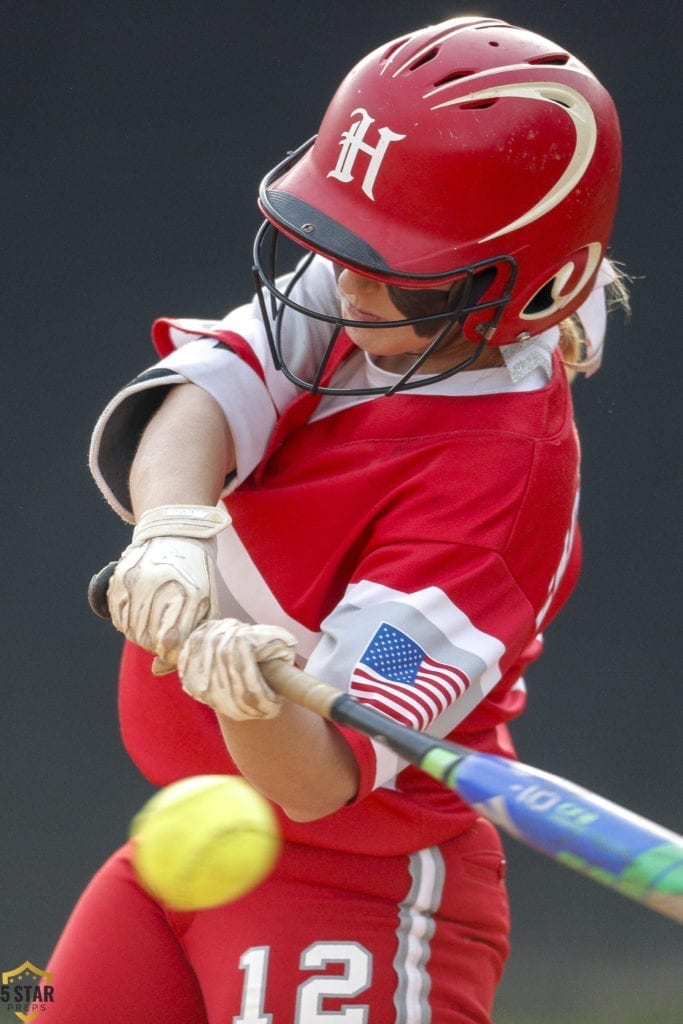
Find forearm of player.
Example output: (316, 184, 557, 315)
(106, 383, 236, 668)
(130, 382, 236, 514)
(216, 706, 360, 822)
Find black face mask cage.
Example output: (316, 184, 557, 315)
(252, 218, 517, 396)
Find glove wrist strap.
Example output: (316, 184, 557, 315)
(133, 504, 231, 544)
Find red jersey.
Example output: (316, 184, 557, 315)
(91, 258, 582, 856)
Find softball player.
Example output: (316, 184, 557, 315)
(46, 17, 625, 1023)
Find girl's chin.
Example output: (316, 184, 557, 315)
(346, 327, 417, 357)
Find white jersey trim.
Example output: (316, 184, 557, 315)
(215, 526, 320, 658)
(158, 339, 278, 488)
(342, 580, 504, 695)
(306, 579, 506, 791)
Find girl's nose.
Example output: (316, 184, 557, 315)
(337, 268, 377, 296)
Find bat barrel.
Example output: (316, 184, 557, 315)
(426, 748, 683, 924)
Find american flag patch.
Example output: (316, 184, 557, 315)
(350, 623, 470, 730)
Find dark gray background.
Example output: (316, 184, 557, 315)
(3, 2, 681, 1021)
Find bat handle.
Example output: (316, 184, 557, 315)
(88, 561, 117, 619)
(261, 660, 341, 720)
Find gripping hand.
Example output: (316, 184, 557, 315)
(178, 618, 297, 720)
(107, 504, 231, 672)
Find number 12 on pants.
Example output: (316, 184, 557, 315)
(235, 943, 372, 1023)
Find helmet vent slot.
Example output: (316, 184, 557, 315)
(433, 69, 475, 88)
(527, 53, 570, 66)
(408, 47, 439, 71)
(459, 98, 498, 110)
(381, 37, 410, 62)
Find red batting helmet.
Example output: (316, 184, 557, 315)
(254, 16, 622, 391)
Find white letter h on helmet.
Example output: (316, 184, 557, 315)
(327, 108, 406, 201)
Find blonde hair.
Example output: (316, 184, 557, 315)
(559, 266, 630, 382)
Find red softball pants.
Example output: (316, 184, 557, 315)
(44, 818, 509, 1023)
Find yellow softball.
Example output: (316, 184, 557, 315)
(130, 775, 281, 910)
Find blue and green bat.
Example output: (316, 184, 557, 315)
(282, 664, 683, 925)
(89, 564, 683, 925)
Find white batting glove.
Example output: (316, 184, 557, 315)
(178, 618, 297, 720)
(107, 504, 231, 673)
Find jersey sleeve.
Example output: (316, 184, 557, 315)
(89, 255, 341, 520)
(305, 549, 524, 795)
(89, 337, 279, 520)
